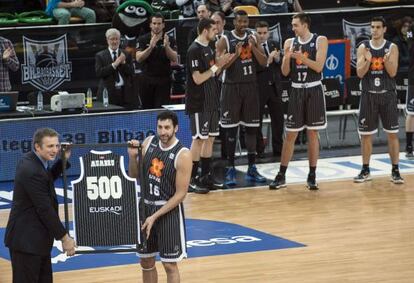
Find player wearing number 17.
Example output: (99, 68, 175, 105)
(353, 16, 404, 184)
(269, 13, 328, 191)
(128, 110, 192, 283)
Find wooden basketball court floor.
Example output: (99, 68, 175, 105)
(1, 174, 413, 283)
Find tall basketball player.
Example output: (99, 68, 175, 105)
(405, 25, 414, 160)
(269, 13, 328, 191)
(216, 10, 268, 186)
(186, 18, 232, 194)
(128, 110, 192, 283)
(353, 16, 404, 184)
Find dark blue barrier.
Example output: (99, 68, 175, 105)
(0, 108, 191, 181)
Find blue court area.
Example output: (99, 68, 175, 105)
(0, 219, 305, 272)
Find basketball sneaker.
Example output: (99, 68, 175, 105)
(225, 167, 237, 187)
(306, 173, 319, 190)
(198, 174, 224, 190)
(245, 165, 267, 183)
(188, 177, 197, 193)
(406, 152, 414, 159)
(391, 170, 404, 184)
(354, 170, 372, 183)
(269, 173, 286, 190)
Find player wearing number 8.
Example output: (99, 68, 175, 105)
(269, 13, 328, 191)
(128, 110, 192, 283)
(354, 16, 404, 184)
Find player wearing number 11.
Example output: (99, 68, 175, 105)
(354, 16, 404, 184)
(128, 110, 192, 283)
(269, 13, 328, 191)
(215, 10, 268, 186)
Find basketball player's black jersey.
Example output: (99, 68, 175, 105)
(71, 151, 139, 247)
(186, 39, 219, 114)
(210, 30, 232, 51)
(361, 40, 396, 92)
(409, 40, 414, 86)
(142, 136, 187, 202)
(290, 33, 322, 83)
(223, 30, 257, 84)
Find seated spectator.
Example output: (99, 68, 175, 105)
(47, 0, 96, 25)
(258, 0, 302, 14)
(205, 0, 232, 16)
(176, 0, 204, 18)
(392, 16, 413, 73)
(233, 0, 257, 8)
(85, 0, 117, 23)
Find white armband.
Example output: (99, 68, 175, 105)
(210, 65, 218, 74)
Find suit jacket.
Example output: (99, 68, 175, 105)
(4, 152, 68, 256)
(257, 39, 282, 86)
(95, 48, 138, 109)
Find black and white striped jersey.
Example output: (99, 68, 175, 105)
(71, 150, 139, 247)
(222, 30, 257, 84)
(142, 136, 188, 202)
(289, 33, 322, 83)
(186, 39, 220, 113)
(360, 40, 396, 92)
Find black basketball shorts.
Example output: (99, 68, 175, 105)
(285, 84, 327, 131)
(220, 82, 260, 128)
(189, 111, 220, 139)
(358, 91, 399, 134)
(138, 202, 187, 262)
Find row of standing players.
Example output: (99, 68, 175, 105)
(185, 11, 406, 195)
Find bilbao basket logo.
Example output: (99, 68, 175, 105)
(342, 20, 370, 68)
(22, 35, 72, 91)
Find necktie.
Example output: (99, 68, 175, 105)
(262, 42, 269, 56)
(112, 51, 120, 83)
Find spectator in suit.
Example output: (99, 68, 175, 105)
(136, 13, 178, 109)
(96, 28, 137, 109)
(49, 0, 96, 25)
(0, 36, 19, 92)
(255, 21, 284, 157)
(4, 128, 76, 283)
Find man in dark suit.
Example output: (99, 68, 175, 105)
(4, 128, 76, 283)
(95, 28, 137, 109)
(255, 21, 284, 157)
